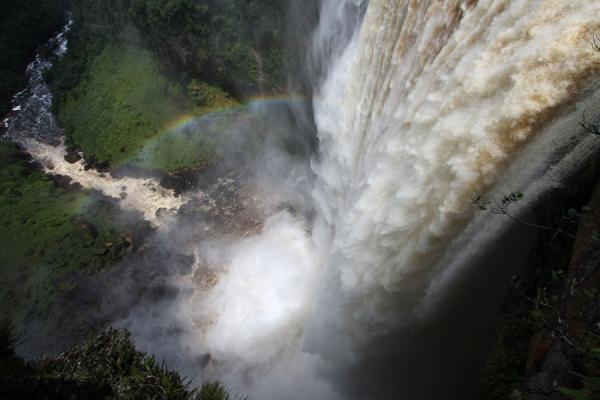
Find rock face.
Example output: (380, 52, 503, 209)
(483, 178, 600, 400)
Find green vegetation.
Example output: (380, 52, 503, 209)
(48, 0, 279, 173)
(0, 325, 238, 399)
(479, 319, 532, 400)
(0, 0, 66, 115)
(126, 0, 287, 92)
(53, 44, 189, 168)
(51, 42, 240, 172)
(0, 142, 143, 339)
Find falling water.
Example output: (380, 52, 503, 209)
(307, 0, 600, 355)
(128, 1, 600, 398)
(6, 1, 600, 399)
(125, 1, 600, 398)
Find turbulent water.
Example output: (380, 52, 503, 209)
(308, 0, 600, 352)
(146, 1, 600, 399)
(7, 1, 600, 400)
(3, 21, 184, 226)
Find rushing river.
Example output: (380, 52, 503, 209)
(2, 20, 184, 226)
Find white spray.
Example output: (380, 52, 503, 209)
(306, 0, 600, 356)
(13, 1, 600, 399)
(125, 1, 600, 398)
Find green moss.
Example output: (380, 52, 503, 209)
(0, 142, 135, 334)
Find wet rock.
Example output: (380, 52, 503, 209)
(49, 174, 73, 188)
(49, 173, 83, 190)
(160, 169, 201, 196)
(526, 341, 575, 399)
(64, 151, 81, 164)
(83, 154, 110, 172)
(70, 181, 83, 190)
(96, 160, 110, 173)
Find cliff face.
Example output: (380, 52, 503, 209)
(482, 151, 600, 399)
(522, 182, 600, 399)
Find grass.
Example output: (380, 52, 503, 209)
(0, 142, 140, 340)
(54, 43, 238, 173)
(0, 325, 239, 399)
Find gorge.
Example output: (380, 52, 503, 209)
(1, 1, 600, 400)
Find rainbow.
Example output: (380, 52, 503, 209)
(128, 93, 306, 169)
(161, 93, 304, 136)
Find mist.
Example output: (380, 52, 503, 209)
(5, 0, 600, 399)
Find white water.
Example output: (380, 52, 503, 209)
(23, 139, 185, 223)
(113, 2, 600, 399)
(307, 0, 600, 353)
(170, 1, 600, 398)
(7, 2, 600, 399)
(3, 21, 184, 226)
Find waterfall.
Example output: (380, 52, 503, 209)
(14, 1, 600, 400)
(154, 1, 600, 398)
(306, 0, 600, 358)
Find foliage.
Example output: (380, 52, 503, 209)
(559, 341, 600, 399)
(189, 80, 232, 108)
(52, 43, 189, 168)
(0, 142, 144, 348)
(49, 1, 271, 173)
(0, 324, 237, 400)
(476, 191, 600, 398)
(126, 0, 287, 93)
(197, 381, 239, 400)
(474, 192, 580, 242)
(0, 0, 67, 115)
(479, 319, 533, 400)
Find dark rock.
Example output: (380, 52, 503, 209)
(64, 151, 81, 164)
(50, 174, 73, 189)
(96, 160, 110, 173)
(159, 167, 208, 195)
(83, 154, 96, 171)
(526, 341, 574, 399)
(49, 173, 83, 191)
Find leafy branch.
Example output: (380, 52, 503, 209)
(473, 192, 579, 242)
